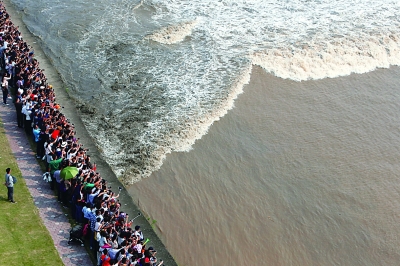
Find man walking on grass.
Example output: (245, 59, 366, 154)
(4, 168, 16, 203)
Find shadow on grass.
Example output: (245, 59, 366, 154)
(0, 195, 9, 201)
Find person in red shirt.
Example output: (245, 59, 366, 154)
(100, 249, 111, 266)
(51, 129, 59, 140)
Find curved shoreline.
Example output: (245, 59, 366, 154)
(2, 0, 177, 265)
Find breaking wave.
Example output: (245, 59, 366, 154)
(252, 33, 400, 81)
(19, 0, 400, 183)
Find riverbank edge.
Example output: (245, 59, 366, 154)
(2, 0, 178, 265)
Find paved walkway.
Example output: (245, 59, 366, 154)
(0, 103, 93, 266)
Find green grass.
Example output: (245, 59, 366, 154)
(0, 118, 64, 266)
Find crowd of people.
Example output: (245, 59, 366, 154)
(0, 3, 164, 266)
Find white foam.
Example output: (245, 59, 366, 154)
(69, 0, 400, 183)
(120, 65, 252, 184)
(252, 34, 400, 81)
(142, 0, 400, 80)
(146, 20, 198, 44)
(172, 64, 252, 152)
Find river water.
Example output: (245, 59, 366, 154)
(130, 66, 400, 265)
(8, 0, 400, 265)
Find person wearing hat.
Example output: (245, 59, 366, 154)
(139, 256, 153, 266)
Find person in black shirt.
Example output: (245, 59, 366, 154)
(14, 96, 23, 127)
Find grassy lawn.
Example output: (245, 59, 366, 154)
(0, 118, 64, 266)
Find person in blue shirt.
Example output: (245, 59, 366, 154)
(32, 124, 41, 158)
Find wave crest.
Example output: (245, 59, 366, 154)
(252, 33, 400, 81)
(146, 20, 198, 44)
(120, 65, 252, 184)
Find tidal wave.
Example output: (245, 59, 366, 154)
(75, 0, 400, 183)
(13, 0, 400, 183)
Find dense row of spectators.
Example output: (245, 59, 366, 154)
(0, 3, 163, 266)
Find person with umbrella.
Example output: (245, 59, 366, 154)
(60, 166, 79, 180)
(59, 165, 79, 206)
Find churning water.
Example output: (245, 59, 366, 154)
(10, 0, 400, 183)
(9, 1, 400, 265)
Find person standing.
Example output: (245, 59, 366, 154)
(4, 168, 16, 203)
(32, 124, 41, 158)
(38, 126, 48, 159)
(14, 96, 23, 128)
(1, 83, 8, 105)
(23, 103, 32, 135)
(48, 154, 63, 190)
(2, 73, 11, 105)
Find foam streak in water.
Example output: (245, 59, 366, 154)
(133, 0, 144, 10)
(146, 20, 198, 44)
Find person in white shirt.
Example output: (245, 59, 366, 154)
(133, 240, 143, 254)
(23, 104, 32, 135)
(133, 225, 144, 241)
